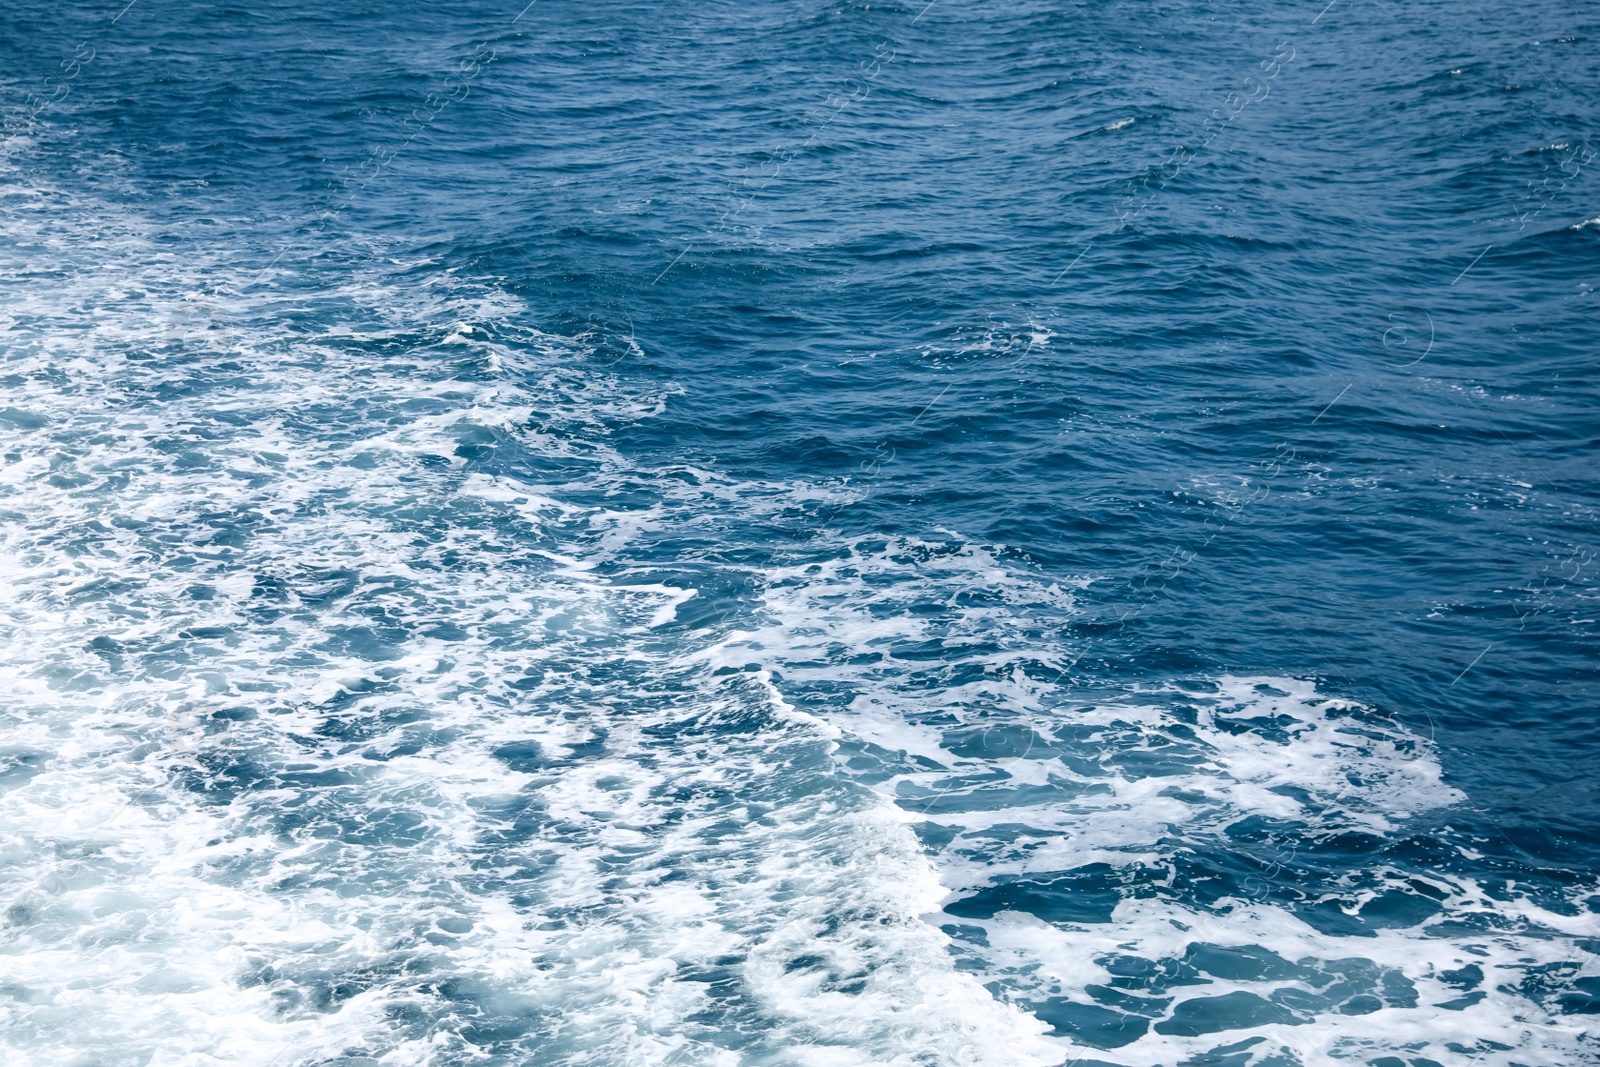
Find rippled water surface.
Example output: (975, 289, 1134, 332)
(2, 1, 1598, 1064)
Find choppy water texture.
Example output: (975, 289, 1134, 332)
(1, 1, 1597, 1064)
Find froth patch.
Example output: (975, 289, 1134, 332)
(732, 541, 1597, 1065)
(0, 185, 1067, 1066)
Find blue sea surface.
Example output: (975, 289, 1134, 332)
(1, 1, 1597, 1064)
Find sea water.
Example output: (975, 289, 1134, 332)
(1, 1, 1597, 1064)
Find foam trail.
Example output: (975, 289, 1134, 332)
(0, 175, 1056, 1067)
(728, 542, 1600, 1065)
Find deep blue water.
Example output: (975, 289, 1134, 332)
(1, 0, 1597, 1063)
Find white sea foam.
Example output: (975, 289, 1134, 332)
(724, 547, 1600, 1065)
(0, 172, 1059, 1066)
